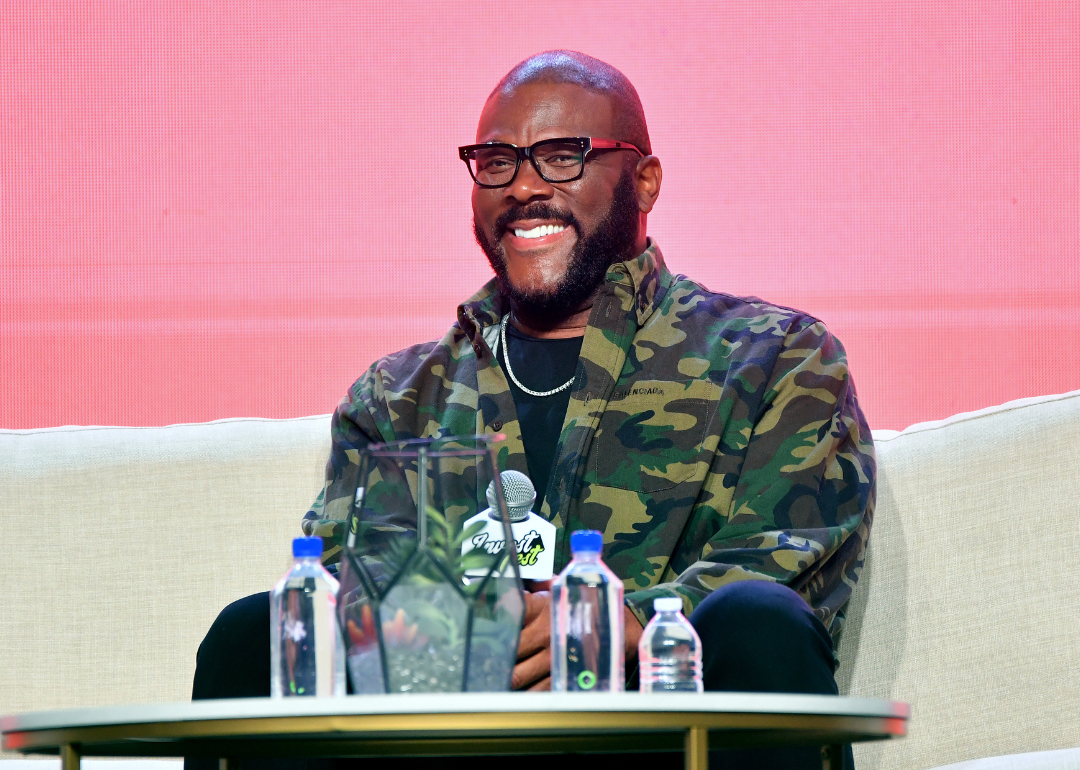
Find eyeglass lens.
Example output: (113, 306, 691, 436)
(469, 140, 585, 186)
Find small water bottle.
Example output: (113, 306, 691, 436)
(271, 536, 346, 697)
(551, 530, 624, 692)
(638, 597, 703, 692)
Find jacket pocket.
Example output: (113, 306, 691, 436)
(586, 378, 719, 493)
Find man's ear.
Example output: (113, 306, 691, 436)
(635, 155, 662, 214)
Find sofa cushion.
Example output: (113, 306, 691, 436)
(838, 390, 1080, 770)
(927, 747, 1080, 770)
(0, 416, 330, 731)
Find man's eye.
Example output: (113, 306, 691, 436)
(478, 156, 515, 172)
(539, 152, 579, 167)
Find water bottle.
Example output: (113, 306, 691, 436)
(271, 536, 346, 697)
(551, 530, 624, 692)
(638, 597, 703, 692)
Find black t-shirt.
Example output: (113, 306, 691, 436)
(497, 323, 583, 515)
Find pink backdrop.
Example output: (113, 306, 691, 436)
(3, 2, 1078, 430)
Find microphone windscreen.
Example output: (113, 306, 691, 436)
(486, 470, 536, 522)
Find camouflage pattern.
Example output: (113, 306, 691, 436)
(303, 240, 875, 637)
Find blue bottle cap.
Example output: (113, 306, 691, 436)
(292, 536, 323, 558)
(570, 529, 603, 554)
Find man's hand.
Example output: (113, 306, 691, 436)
(512, 590, 552, 690)
(624, 605, 644, 664)
(511, 587, 646, 691)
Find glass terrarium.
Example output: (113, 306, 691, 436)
(337, 435, 525, 694)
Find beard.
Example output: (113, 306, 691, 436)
(472, 167, 641, 325)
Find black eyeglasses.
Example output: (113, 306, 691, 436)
(458, 136, 645, 188)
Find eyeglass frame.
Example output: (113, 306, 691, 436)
(458, 136, 646, 189)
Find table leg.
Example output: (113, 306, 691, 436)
(684, 726, 708, 770)
(60, 744, 80, 770)
(822, 744, 847, 770)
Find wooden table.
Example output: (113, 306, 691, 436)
(2, 692, 909, 770)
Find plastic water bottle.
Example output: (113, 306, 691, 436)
(638, 597, 703, 692)
(551, 530, 624, 692)
(271, 536, 346, 697)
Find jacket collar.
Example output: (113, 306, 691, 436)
(457, 238, 670, 344)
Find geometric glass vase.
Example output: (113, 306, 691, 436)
(337, 435, 525, 694)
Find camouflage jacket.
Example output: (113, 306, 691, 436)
(302, 240, 875, 636)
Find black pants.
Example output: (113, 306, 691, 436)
(188, 581, 849, 770)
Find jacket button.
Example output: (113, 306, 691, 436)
(492, 420, 503, 431)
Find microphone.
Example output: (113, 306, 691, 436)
(464, 469, 557, 581)
(486, 470, 536, 522)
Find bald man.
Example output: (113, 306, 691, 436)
(191, 51, 874, 770)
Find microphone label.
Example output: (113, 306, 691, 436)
(461, 510, 557, 581)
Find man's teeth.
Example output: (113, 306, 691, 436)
(513, 224, 566, 239)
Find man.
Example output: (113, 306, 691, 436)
(193, 51, 874, 769)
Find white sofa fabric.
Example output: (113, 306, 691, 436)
(3, 392, 1080, 769)
(836, 390, 1080, 769)
(931, 749, 1080, 770)
(0, 416, 328, 721)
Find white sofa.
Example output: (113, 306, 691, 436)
(3, 392, 1080, 769)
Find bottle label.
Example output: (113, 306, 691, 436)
(562, 589, 614, 691)
(282, 590, 322, 696)
(461, 510, 556, 580)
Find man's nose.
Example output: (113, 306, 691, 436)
(506, 158, 555, 204)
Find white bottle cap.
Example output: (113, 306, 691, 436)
(653, 597, 683, 612)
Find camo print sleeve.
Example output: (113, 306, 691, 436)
(300, 352, 405, 567)
(621, 318, 875, 636)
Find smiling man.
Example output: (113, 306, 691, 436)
(467, 78, 653, 337)
(192, 51, 875, 770)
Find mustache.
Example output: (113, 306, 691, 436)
(494, 203, 581, 237)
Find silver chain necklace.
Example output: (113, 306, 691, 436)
(500, 315, 576, 397)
